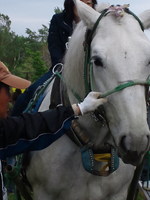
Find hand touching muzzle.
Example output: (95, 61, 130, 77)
(78, 92, 107, 115)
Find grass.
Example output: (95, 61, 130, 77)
(8, 192, 145, 200)
(8, 194, 16, 200)
(8, 193, 24, 200)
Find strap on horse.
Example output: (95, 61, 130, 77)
(52, 71, 120, 177)
(4, 158, 33, 200)
(24, 71, 57, 113)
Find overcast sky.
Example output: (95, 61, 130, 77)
(0, 0, 150, 37)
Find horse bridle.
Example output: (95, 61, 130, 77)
(55, 5, 150, 180)
(82, 6, 150, 199)
(83, 5, 149, 99)
(56, 6, 150, 104)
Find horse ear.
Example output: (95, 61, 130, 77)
(74, 0, 100, 29)
(139, 10, 150, 29)
(96, 3, 110, 13)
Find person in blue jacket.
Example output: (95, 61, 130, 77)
(0, 61, 106, 199)
(0, 61, 107, 159)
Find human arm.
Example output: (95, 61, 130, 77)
(0, 106, 74, 159)
(0, 92, 106, 159)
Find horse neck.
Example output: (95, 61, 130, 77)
(63, 23, 87, 103)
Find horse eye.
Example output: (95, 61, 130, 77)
(92, 56, 104, 67)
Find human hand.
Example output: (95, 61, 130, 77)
(78, 91, 107, 115)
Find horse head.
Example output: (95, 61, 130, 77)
(63, 0, 150, 166)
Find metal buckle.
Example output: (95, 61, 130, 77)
(52, 63, 63, 74)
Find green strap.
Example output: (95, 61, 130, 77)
(125, 8, 144, 31)
(100, 80, 150, 98)
(84, 46, 91, 94)
(56, 70, 150, 102)
(84, 9, 108, 94)
(85, 9, 108, 45)
(24, 74, 56, 113)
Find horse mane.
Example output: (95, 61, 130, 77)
(63, 21, 87, 101)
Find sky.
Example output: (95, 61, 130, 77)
(0, 0, 150, 37)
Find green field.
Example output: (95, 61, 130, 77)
(8, 192, 145, 200)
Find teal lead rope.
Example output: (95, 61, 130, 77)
(100, 80, 150, 98)
(55, 70, 150, 101)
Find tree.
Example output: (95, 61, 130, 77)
(0, 14, 11, 31)
(0, 13, 50, 82)
(54, 7, 63, 14)
(38, 25, 49, 42)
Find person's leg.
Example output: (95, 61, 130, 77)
(11, 71, 52, 116)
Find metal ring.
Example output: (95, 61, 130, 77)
(65, 42, 69, 50)
(52, 63, 63, 74)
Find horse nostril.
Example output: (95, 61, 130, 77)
(147, 135, 150, 142)
(120, 136, 127, 152)
(146, 135, 150, 150)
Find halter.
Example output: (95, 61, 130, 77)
(80, 5, 150, 177)
(56, 5, 146, 102)
(55, 5, 150, 177)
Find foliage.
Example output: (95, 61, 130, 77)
(54, 7, 63, 14)
(0, 13, 51, 82)
(0, 14, 11, 31)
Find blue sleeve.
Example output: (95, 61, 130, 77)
(0, 106, 75, 159)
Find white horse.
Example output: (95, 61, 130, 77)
(26, 1, 150, 200)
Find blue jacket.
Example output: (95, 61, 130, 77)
(48, 12, 73, 67)
(0, 106, 75, 159)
